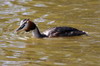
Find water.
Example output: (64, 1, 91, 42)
(0, 0, 100, 66)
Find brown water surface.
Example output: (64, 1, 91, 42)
(0, 0, 100, 66)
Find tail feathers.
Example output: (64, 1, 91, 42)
(67, 31, 88, 36)
(71, 31, 88, 36)
(82, 31, 88, 36)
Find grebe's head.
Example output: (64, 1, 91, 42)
(16, 19, 36, 32)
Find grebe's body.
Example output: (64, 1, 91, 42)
(16, 19, 88, 38)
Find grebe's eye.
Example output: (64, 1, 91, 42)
(19, 22, 26, 29)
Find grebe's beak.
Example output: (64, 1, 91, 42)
(16, 19, 28, 32)
(16, 24, 25, 32)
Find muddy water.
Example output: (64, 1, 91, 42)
(0, 0, 100, 66)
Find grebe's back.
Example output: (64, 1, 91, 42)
(43, 26, 87, 37)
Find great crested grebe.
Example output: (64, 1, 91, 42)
(16, 19, 88, 38)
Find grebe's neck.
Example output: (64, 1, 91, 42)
(32, 27, 46, 38)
